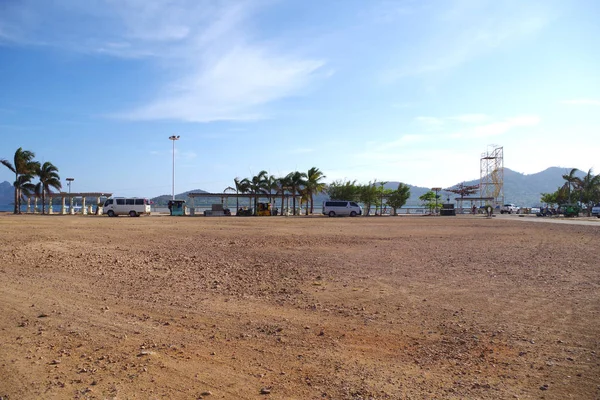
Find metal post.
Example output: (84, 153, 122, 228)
(168, 135, 180, 200)
(67, 178, 74, 214)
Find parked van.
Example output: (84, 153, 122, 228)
(103, 197, 151, 217)
(322, 201, 362, 217)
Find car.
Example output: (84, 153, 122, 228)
(591, 203, 600, 218)
(500, 203, 519, 214)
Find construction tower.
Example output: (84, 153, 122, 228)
(480, 145, 504, 206)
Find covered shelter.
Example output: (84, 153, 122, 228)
(34, 192, 113, 215)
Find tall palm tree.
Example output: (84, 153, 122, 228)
(1, 147, 39, 214)
(35, 162, 62, 214)
(285, 171, 307, 215)
(277, 175, 291, 215)
(305, 167, 326, 215)
(562, 168, 580, 203)
(235, 177, 250, 213)
(574, 169, 600, 215)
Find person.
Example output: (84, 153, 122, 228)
(472, 205, 477, 215)
(168, 200, 173, 216)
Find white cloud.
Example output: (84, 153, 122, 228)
(0, 0, 325, 122)
(381, 1, 551, 80)
(561, 99, 600, 106)
(472, 115, 539, 138)
(450, 114, 489, 124)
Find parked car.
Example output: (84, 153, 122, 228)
(591, 203, 600, 218)
(500, 203, 520, 214)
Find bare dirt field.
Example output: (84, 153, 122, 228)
(1, 214, 599, 399)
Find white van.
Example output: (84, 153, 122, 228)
(322, 201, 362, 217)
(103, 197, 151, 217)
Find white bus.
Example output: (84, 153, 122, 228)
(103, 197, 151, 217)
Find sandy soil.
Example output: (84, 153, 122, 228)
(0, 214, 598, 399)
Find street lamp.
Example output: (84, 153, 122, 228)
(66, 178, 74, 214)
(432, 187, 441, 215)
(168, 135, 180, 200)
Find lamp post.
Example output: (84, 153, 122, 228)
(67, 178, 74, 214)
(168, 135, 180, 200)
(432, 187, 441, 215)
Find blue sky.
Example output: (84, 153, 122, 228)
(1, 0, 598, 198)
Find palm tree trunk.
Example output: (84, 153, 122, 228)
(41, 190, 46, 214)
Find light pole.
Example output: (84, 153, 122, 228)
(67, 178, 74, 214)
(168, 135, 180, 200)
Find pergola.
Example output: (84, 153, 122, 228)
(30, 192, 114, 215)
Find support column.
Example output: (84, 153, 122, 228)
(70, 196, 74, 214)
(34, 197, 38, 214)
(96, 197, 102, 215)
(27, 198, 31, 213)
(61, 196, 66, 214)
(81, 197, 87, 215)
(48, 197, 53, 214)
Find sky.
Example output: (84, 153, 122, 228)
(0, 0, 599, 198)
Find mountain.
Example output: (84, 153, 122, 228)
(381, 167, 584, 207)
(0, 181, 13, 204)
(150, 189, 209, 206)
(0, 167, 585, 208)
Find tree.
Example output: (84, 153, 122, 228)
(305, 167, 326, 215)
(241, 170, 268, 215)
(386, 183, 411, 216)
(1, 147, 39, 214)
(233, 177, 246, 211)
(359, 182, 379, 216)
(419, 190, 441, 213)
(446, 182, 479, 202)
(574, 169, 600, 215)
(285, 171, 307, 215)
(327, 180, 359, 202)
(562, 168, 580, 203)
(36, 161, 62, 214)
(277, 175, 291, 215)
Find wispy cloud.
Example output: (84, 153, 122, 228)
(561, 99, 600, 106)
(0, 0, 325, 122)
(380, 1, 551, 80)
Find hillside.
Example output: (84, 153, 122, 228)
(0, 167, 585, 208)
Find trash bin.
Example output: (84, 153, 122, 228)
(169, 200, 186, 216)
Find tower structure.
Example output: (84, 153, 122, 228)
(479, 145, 504, 206)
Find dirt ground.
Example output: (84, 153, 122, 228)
(0, 214, 599, 400)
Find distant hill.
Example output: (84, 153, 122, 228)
(151, 189, 209, 206)
(0, 167, 586, 208)
(0, 181, 13, 204)
(382, 167, 584, 207)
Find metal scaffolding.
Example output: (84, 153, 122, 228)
(479, 145, 504, 206)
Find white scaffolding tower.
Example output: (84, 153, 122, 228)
(479, 145, 504, 207)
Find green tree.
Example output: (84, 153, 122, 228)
(1, 147, 40, 214)
(285, 171, 307, 215)
(561, 168, 580, 203)
(305, 167, 326, 215)
(419, 190, 441, 213)
(244, 170, 269, 215)
(276, 175, 291, 215)
(359, 182, 379, 216)
(386, 183, 411, 215)
(35, 162, 62, 214)
(574, 169, 600, 215)
(540, 191, 558, 207)
(327, 180, 359, 202)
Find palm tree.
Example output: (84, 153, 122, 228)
(305, 167, 326, 215)
(234, 177, 250, 213)
(562, 168, 580, 203)
(285, 171, 307, 215)
(241, 170, 268, 215)
(1, 147, 39, 214)
(35, 162, 62, 214)
(574, 169, 600, 215)
(277, 175, 291, 215)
